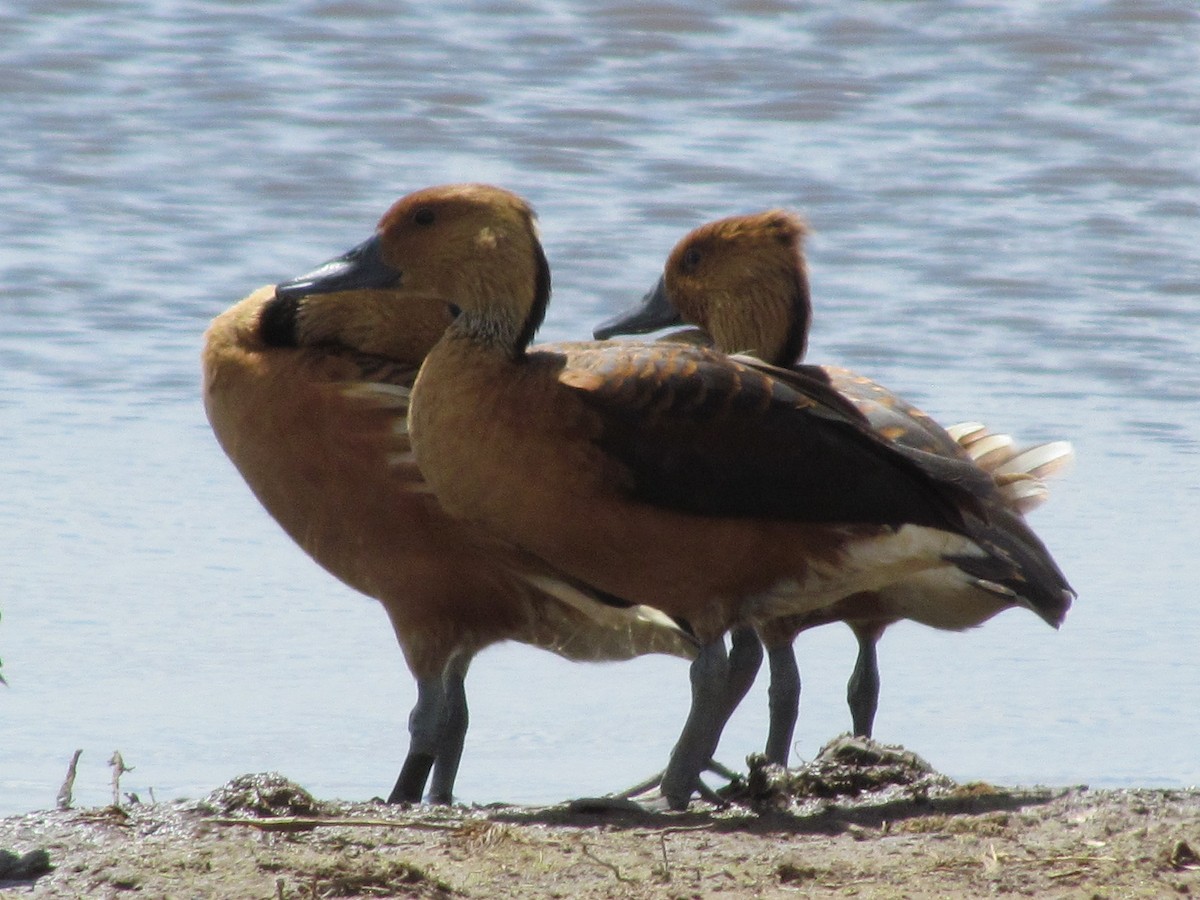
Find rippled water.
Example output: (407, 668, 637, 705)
(2, 0, 1198, 815)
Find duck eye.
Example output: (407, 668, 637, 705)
(682, 246, 702, 272)
(414, 207, 435, 226)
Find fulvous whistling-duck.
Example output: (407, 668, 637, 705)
(203, 249, 695, 804)
(595, 209, 1073, 767)
(287, 184, 1072, 808)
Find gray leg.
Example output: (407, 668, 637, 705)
(614, 630, 760, 806)
(388, 674, 446, 803)
(764, 643, 800, 766)
(428, 653, 472, 804)
(724, 626, 764, 721)
(660, 639, 730, 810)
(847, 625, 882, 738)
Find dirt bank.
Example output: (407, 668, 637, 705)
(2, 738, 1197, 898)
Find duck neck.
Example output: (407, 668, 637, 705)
(445, 239, 551, 360)
(448, 308, 534, 359)
(777, 270, 811, 366)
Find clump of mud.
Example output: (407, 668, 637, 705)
(199, 772, 325, 819)
(737, 734, 955, 811)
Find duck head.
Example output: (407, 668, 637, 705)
(595, 210, 811, 367)
(260, 184, 550, 362)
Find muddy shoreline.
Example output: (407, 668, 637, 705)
(2, 739, 1197, 898)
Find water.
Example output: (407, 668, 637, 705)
(2, 0, 1198, 815)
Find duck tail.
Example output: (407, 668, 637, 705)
(947, 504, 1074, 628)
(946, 423, 1074, 515)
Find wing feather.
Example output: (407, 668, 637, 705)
(557, 342, 980, 532)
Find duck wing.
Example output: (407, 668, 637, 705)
(555, 342, 978, 533)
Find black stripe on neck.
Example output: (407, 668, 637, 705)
(513, 240, 552, 358)
(779, 268, 812, 365)
(259, 293, 300, 347)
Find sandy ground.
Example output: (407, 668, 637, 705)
(2, 738, 1197, 899)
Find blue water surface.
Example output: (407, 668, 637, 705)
(1, 0, 1198, 814)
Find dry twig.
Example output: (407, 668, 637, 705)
(579, 842, 633, 883)
(108, 751, 133, 807)
(56, 749, 83, 810)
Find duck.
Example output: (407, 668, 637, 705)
(594, 209, 1074, 766)
(203, 245, 696, 805)
(292, 183, 1073, 809)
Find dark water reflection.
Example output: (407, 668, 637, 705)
(2, 0, 1198, 813)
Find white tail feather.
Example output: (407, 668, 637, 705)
(995, 440, 1074, 480)
(962, 432, 1015, 466)
(946, 423, 1072, 514)
(944, 421, 986, 442)
(997, 477, 1051, 514)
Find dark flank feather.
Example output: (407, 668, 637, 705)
(560, 343, 982, 534)
(709, 353, 1074, 618)
(822, 366, 970, 461)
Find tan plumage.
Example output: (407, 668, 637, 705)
(313, 184, 1072, 808)
(597, 209, 1074, 755)
(414, 335, 975, 641)
(203, 231, 694, 804)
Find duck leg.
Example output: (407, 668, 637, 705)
(764, 643, 800, 766)
(388, 674, 446, 803)
(847, 623, 883, 738)
(660, 638, 731, 809)
(427, 653, 472, 804)
(614, 628, 762, 806)
(724, 625, 764, 719)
